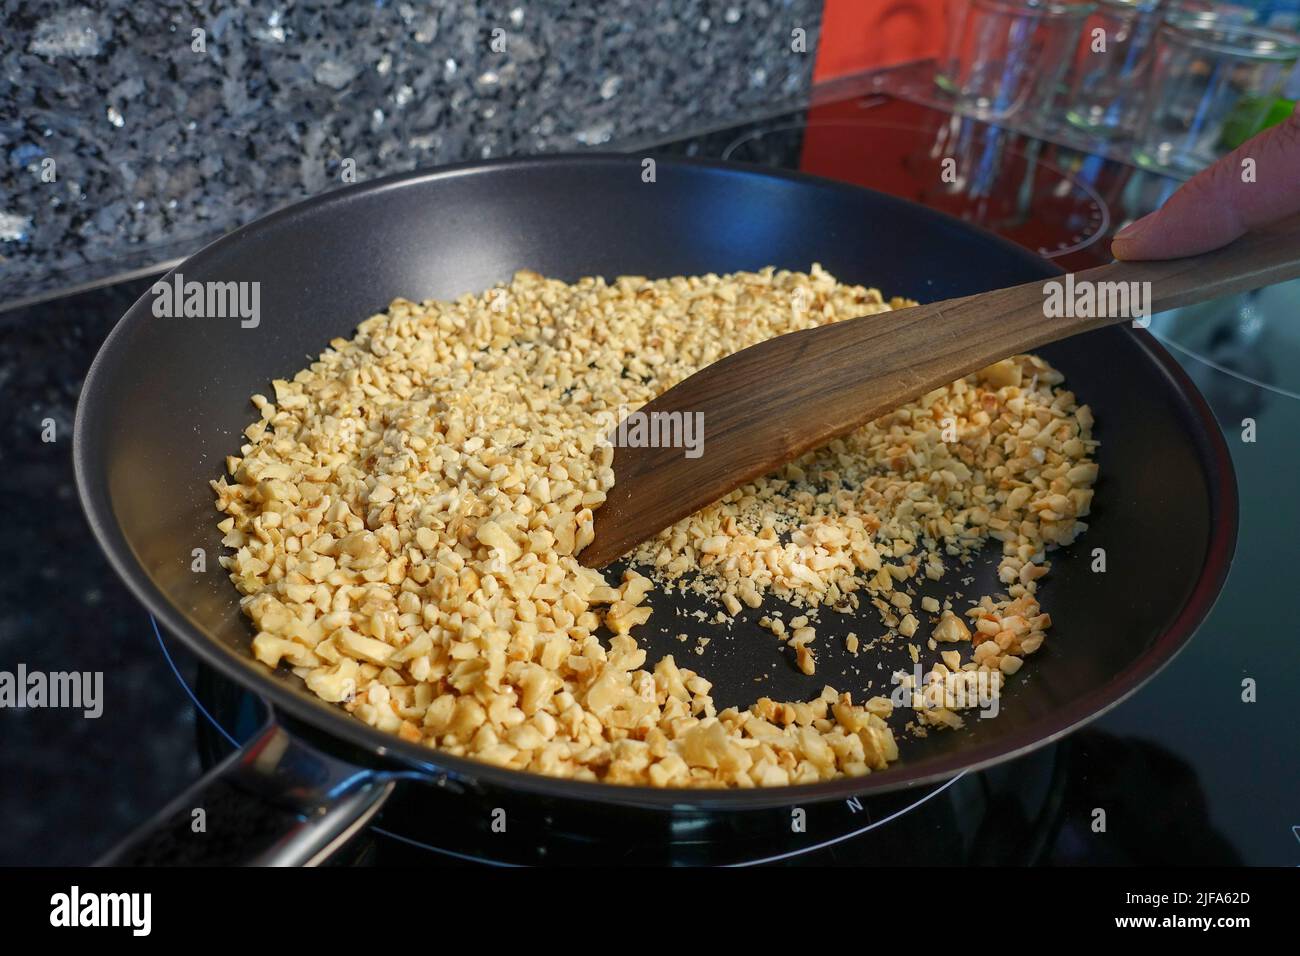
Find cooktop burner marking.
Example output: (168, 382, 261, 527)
(1151, 333, 1300, 403)
(730, 773, 966, 867)
(152, 614, 234, 748)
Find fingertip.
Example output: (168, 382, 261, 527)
(1109, 232, 1147, 261)
(1110, 236, 1138, 261)
(1109, 213, 1155, 260)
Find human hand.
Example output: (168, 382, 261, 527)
(1111, 103, 1300, 261)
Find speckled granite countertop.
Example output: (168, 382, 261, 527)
(0, 0, 821, 303)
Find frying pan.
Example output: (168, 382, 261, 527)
(74, 155, 1236, 865)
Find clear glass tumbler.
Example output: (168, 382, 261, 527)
(1134, 15, 1299, 174)
(1065, 0, 1164, 138)
(940, 0, 1096, 121)
(1165, 1, 1261, 29)
(936, 0, 975, 94)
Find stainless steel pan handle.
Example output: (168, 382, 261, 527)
(97, 722, 395, 866)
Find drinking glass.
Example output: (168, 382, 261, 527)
(1065, 0, 1164, 137)
(941, 0, 1097, 121)
(1134, 15, 1299, 174)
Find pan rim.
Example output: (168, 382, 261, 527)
(73, 153, 1239, 811)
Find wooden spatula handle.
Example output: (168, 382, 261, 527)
(919, 209, 1300, 356)
(1085, 209, 1300, 315)
(581, 214, 1300, 567)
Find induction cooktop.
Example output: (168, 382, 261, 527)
(3, 90, 1296, 867)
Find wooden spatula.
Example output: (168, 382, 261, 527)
(580, 213, 1300, 568)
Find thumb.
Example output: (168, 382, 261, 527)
(1112, 102, 1300, 261)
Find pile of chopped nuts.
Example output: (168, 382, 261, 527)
(212, 266, 1097, 787)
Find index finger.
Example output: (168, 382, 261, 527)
(1112, 103, 1300, 261)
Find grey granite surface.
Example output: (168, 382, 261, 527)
(0, 0, 822, 303)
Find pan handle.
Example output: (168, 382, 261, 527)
(97, 722, 395, 866)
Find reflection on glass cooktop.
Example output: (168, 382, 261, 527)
(724, 113, 1110, 263)
(2, 92, 1297, 865)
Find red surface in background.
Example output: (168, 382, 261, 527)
(813, 0, 950, 83)
(807, 0, 946, 199)
(798, 96, 926, 197)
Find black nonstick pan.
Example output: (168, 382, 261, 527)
(74, 155, 1236, 865)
